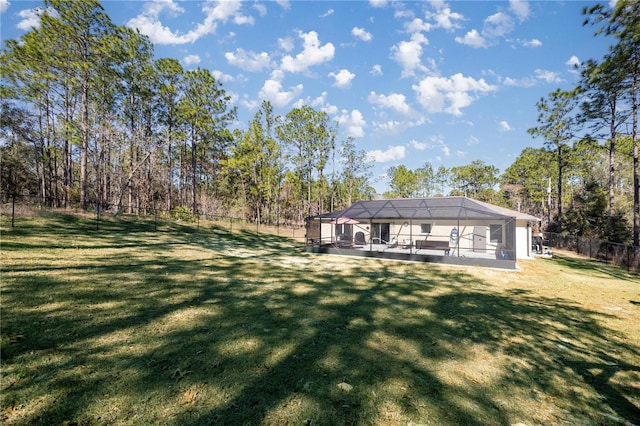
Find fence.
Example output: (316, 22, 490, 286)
(544, 232, 639, 273)
(1, 194, 307, 241)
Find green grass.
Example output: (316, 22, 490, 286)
(1, 212, 639, 425)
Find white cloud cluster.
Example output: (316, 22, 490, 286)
(0, 0, 10, 14)
(337, 109, 366, 138)
(566, 55, 581, 68)
(424, 2, 464, 32)
(367, 146, 406, 163)
(499, 121, 513, 132)
(320, 9, 334, 18)
(409, 139, 428, 150)
(455, 29, 486, 48)
(509, 0, 531, 22)
(534, 69, 562, 84)
(352, 26, 373, 42)
(225, 48, 273, 72)
(368, 91, 412, 116)
(455, 1, 531, 48)
(127, 0, 254, 45)
(329, 69, 355, 88)
(281, 30, 335, 73)
(369, 0, 387, 8)
(501, 67, 564, 88)
(413, 73, 497, 116)
(182, 54, 201, 66)
(16, 7, 42, 30)
(259, 70, 303, 108)
(390, 1, 464, 77)
(520, 38, 542, 48)
(391, 32, 429, 78)
(14, 6, 57, 30)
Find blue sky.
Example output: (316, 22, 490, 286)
(0, 0, 615, 193)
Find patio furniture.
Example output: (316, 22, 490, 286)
(416, 240, 451, 255)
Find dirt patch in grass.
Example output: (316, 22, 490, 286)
(1, 213, 639, 425)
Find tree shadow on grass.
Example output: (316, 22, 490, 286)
(548, 252, 639, 282)
(2, 222, 639, 425)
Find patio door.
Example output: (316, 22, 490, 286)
(371, 223, 390, 243)
(473, 226, 486, 253)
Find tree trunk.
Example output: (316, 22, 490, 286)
(80, 78, 89, 210)
(191, 127, 197, 214)
(633, 68, 639, 247)
(557, 144, 563, 234)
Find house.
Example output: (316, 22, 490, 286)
(305, 196, 541, 270)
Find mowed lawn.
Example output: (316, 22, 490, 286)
(1, 213, 639, 426)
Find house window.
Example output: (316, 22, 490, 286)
(335, 224, 353, 238)
(420, 223, 432, 234)
(490, 224, 503, 244)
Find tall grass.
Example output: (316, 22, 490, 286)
(1, 213, 639, 425)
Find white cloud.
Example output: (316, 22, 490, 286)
(425, 3, 464, 32)
(182, 54, 201, 66)
(368, 91, 412, 116)
(278, 36, 294, 52)
(369, 0, 387, 7)
(456, 9, 519, 48)
(467, 136, 480, 145)
(276, 0, 290, 9)
(253, 3, 267, 17)
(405, 18, 432, 33)
(329, 69, 355, 88)
(241, 97, 260, 110)
(225, 48, 273, 72)
(320, 9, 334, 18)
(367, 146, 406, 162)
(483, 12, 514, 38)
(374, 120, 403, 133)
(409, 140, 428, 150)
(127, 0, 253, 45)
(503, 76, 537, 88)
(534, 69, 563, 84)
(281, 30, 335, 73)
(0, 0, 10, 14)
(212, 70, 235, 83)
(455, 29, 487, 48)
(352, 26, 373, 42)
(370, 64, 383, 76)
(391, 32, 429, 77)
(566, 55, 581, 68)
(521, 38, 542, 48)
(413, 73, 497, 116)
(16, 6, 55, 30)
(499, 121, 513, 132)
(337, 109, 366, 137)
(309, 92, 339, 115)
(258, 71, 303, 108)
(142, 0, 184, 17)
(509, 0, 531, 22)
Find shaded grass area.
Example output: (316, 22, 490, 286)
(1, 213, 639, 425)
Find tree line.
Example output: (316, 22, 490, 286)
(1, 0, 638, 245)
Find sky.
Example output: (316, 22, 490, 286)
(0, 0, 616, 193)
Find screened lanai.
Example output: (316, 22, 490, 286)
(305, 197, 540, 270)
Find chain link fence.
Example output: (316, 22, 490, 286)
(544, 232, 639, 273)
(1, 194, 306, 241)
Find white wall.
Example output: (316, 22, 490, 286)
(310, 218, 534, 259)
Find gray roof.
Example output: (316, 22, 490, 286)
(315, 197, 540, 222)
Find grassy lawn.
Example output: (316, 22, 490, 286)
(1, 213, 639, 425)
